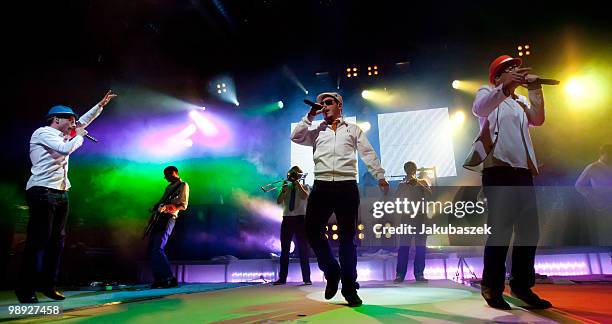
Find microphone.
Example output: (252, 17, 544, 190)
(529, 78, 560, 85)
(84, 134, 98, 143)
(303, 99, 321, 108)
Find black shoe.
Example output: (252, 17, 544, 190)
(15, 290, 39, 303)
(324, 272, 340, 300)
(150, 281, 164, 289)
(40, 287, 65, 301)
(511, 288, 552, 309)
(483, 295, 512, 310)
(393, 276, 404, 283)
(414, 276, 428, 282)
(159, 277, 178, 288)
(272, 280, 286, 286)
(482, 289, 511, 310)
(342, 290, 363, 307)
(303, 281, 312, 285)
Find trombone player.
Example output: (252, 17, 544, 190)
(273, 166, 312, 285)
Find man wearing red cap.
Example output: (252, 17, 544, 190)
(15, 90, 116, 303)
(467, 55, 552, 309)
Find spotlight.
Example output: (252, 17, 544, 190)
(305, 90, 309, 94)
(201, 106, 206, 111)
(277, 101, 284, 109)
(346, 66, 358, 78)
(361, 89, 392, 104)
(517, 44, 531, 57)
(450, 80, 480, 93)
(357, 224, 364, 231)
(367, 65, 379, 77)
(564, 78, 585, 98)
(450, 110, 466, 130)
(332, 234, 339, 240)
(358, 233, 364, 240)
(331, 224, 338, 231)
(236, 102, 240, 106)
(189, 110, 218, 136)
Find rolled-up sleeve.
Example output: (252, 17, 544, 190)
(174, 182, 190, 210)
(526, 89, 545, 126)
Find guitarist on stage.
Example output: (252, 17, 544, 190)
(146, 166, 189, 288)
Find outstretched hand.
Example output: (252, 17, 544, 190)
(98, 90, 117, 108)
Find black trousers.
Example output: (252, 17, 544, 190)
(148, 213, 176, 282)
(305, 180, 359, 293)
(481, 167, 539, 295)
(396, 235, 427, 278)
(18, 187, 69, 293)
(278, 215, 311, 282)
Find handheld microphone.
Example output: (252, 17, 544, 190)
(85, 134, 98, 143)
(303, 99, 321, 108)
(529, 78, 560, 85)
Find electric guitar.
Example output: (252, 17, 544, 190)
(143, 182, 184, 238)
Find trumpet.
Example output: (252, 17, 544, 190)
(260, 172, 307, 192)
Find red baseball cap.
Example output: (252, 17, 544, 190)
(489, 55, 522, 84)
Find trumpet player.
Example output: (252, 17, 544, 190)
(273, 166, 312, 286)
(394, 161, 430, 283)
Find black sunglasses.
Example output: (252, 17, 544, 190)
(320, 99, 336, 106)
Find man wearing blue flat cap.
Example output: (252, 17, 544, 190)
(15, 90, 116, 303)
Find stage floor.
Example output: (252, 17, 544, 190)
(3, 279, 598, 323)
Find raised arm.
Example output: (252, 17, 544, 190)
(78, 90, 117, 128)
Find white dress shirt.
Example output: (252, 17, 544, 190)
(291, 115, 385, 181)
(281, 183, 310, 216)
(473, 85, 545, 174)
(26, 104, 104, 190)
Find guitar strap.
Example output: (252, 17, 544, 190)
(156, 181, 185, 210)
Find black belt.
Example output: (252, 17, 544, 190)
(28, 186, 67, 194)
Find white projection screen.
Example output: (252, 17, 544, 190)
(290, 116, 357, 186)
(378, 108, 457, 179)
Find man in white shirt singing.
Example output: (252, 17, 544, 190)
(291, 92, 389, 307)
(472, 55, 551, 310)
(15, 90, 116, 303)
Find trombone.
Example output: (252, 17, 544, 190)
(260, 172, 308, 192)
